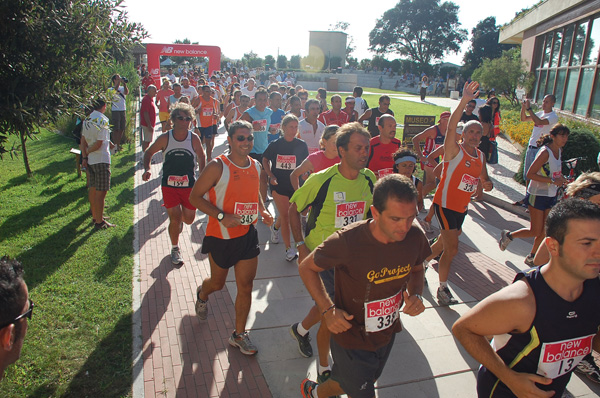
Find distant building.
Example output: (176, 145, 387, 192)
(308, 31, 347, 69)
(500, 0, 600, 120)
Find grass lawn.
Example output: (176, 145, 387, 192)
(0, 129, 135, 397)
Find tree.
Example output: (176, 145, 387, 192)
(264, 55, 276, 70)
(0, 0, 146, 176)
(174, 38, 205, 65)
(472, 48, 535, 106)
(369, 0, 467, 70)
(329, 21, 355, 65)
(290, 55, 301, 69)
(462, 17, 515, 78)
(277, 55, 288, 69)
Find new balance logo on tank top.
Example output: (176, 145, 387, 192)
(161, 130, 197, 188)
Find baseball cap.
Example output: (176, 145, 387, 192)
(439, 111, 451, 120)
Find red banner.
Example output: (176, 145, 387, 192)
(146, 43, 221, 86)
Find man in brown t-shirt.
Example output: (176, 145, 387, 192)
(299, 174, 431, 398)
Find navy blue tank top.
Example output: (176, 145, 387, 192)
(477, 267, 600, 397)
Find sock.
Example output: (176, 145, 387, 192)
(296, 323, 309, 337)
(318, 363, 330, 375)
(506, 232, 513, 240)
(439, 281, 448, 289)
(172, 245, 179, 250)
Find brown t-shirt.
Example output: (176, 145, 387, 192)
(313, 219, 431, 351)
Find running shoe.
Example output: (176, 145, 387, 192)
(270, 224, 280, 244)
(575, 354, 600, 384)
(170, 247, 184, 265)
(499, 230, 512, 251)
(301, 378, 318, 398)
(195, 286, 208, 320)
(289, 323, 313, 357)
(437, 286, 458, 306)
(228, 331, 258, 355)
(422, 220, 433, 233)
(524, 254, 535, 267)
(285, 247, 298, 262)
(316, 370, 331, 384)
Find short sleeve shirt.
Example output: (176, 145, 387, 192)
(263, 138, 309, 193)
(82, 110, 111, 165)
(529, 111, 559, 147)
(298, 119, 326, 154)
(314, 220, 431, 351)
(140, 95, 157, 128)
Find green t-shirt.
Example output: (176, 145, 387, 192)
(290, 164, 377, 251)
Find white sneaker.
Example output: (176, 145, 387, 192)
(270, 224, 280, 244)
(285, 247, 298, 262)
(499, 230, 512, 251)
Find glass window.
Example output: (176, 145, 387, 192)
(575, 68, 595, 115)
(542, 33, 552, 68)
(572, 21, 589, 66)
(590, 69, 600, 119)
(555, 69, 567, 109)
(563, 69, 580, 111)
(547, 70, 556, 96)
(560, 25, 574, 66)
(536, 70, 547, 101)
(584, 17, 600, 65)
(550, 31, 562, 67)
(533, 37, 544, 69)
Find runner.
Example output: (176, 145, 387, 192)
(393, 148, 425, 212)
(367, 114, 402, 179)
(190, 120, 273, 355)
(411, 111, 450, 195)
(195, 85, 220, 162)
(317, 95, 348, 127)
(156, 79, 174, 132)
(268, 91, 286, 143)
(290, 125, 340, 190)
(357, 95, 394, 137)
(262, 114, 309, 261)
(453, 198, 600, 398)
(241, 88, 273, 202)
(287, 95, 306, 120)
(142, 103, 206, 265)
(341, 96, 359, 122)
(297, 99, 325, 154)
(426, 81, 493, 305)
(222, 89, 241, 131)
(224, 94, 250, 127)
(499, 124, 570, 266)
(288, 123, 376, 382)
(169, 83, 184, 108)
(299, 174, 430, 398)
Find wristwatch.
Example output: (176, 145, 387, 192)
(217, 212, 225, 221)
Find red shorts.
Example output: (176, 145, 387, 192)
(161, 186, 195, 210)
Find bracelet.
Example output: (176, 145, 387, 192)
(295, 241, 305, 248)
(322, 304, 335, 316)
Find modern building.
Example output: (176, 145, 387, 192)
(500, 0, 600, 121)
(308, 31, 347, 69)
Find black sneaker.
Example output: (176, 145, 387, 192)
(289, 323, 313, 357)
(575, 354, 600, 384)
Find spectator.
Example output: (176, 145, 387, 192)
(420, 76, 429, 102)
(0, 257, 32, 382)
(352, 86, 368, 118)
(156, 79, 174, 132)
(141, 71, 155, 92)
(317, 88, 328, 113)
(140, 85, 158, 151)
(108, 74, 129, 152)
(460, 99, 479, 123)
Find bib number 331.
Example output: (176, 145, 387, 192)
(334, 201, 366, 228)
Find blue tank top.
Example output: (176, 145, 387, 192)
(477, 267, 600, 397)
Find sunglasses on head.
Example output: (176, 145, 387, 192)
(235, 135, 254, 142)
(176, 116, 193, 121)
(0, 299, 34, 329)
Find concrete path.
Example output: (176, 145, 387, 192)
(133, 99, 599, 397)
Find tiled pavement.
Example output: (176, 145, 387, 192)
(133, 106, 599, 397)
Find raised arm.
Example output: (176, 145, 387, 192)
(445, 81, 479, 160)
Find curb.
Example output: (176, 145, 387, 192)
(482, 192, 529, 219)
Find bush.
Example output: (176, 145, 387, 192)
(561, 129, 600, 174)
(500, 109, 532, 147)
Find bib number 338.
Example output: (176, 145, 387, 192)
(364, 290, 403, 333)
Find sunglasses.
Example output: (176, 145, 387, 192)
(176, 116, 193, 121)
(0, 299, 34, 329)
(235, 135, 254, 142)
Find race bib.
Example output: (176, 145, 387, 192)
(308, 147, 320, 154)
(276, 154, 296, 170)
(270, 123, 281, 133)
(364, 290, 403, 333)
(167, 175, 189, 187)
(234, 202, 258, 225)
(537, 335, 594, 379)
(252, 119, 267, 132)
(378, 168, 393, 178)
(335, 201, 366, 228)
(457, 174, 479, 193)
(202, 107, 213, 116)
(552, 171, 562, 180)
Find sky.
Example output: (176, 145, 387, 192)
(123, 0, 540, 66)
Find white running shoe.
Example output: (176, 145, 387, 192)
(285, 247, 298, 262)
(270, 224, 280, 244)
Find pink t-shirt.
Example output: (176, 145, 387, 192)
(140, 95, 157, 128)
(156, 89, 174, 113)
(308, 151, 339, 172)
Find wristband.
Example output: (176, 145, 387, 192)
(322, 304, 335, 316)
(295, 241, 305, 248)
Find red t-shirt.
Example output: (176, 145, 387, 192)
(142, 75, 155, 90)
(318, 109, 349, 127)
(307, 151, 340, 173)
(367, 136, 402, 178)
(140, 95, 157, 128)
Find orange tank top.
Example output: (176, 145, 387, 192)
(197, 96, 218, 128)
(206, 154, 261, 239)
(433, 145, 483, 213)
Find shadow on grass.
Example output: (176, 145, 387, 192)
(95, 225, 135, 280)
(62, 313, 132, 398)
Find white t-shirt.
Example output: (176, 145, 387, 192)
(166, 73, 177, 83)
(298, 119, 325, 153)
(528, 111, 559, 147)
(241, 86, 257, 99)
(181, 86, 199, 99)
(109, 86, 126, 111)
(354, 97, 368, 118)
(473, 98, 487, 117)
(82, 110, 111, 165)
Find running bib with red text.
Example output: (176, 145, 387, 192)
(167, 175, 189, 187)
(334, 201, 366, 228)
(364, 290, 403, 333)
(202, 107, 213, 117)
(276, 155, 296, 170)
(537, 335, 594, 379)
(378, 168, 393, 178)
(270, 123, 281, 132)
(252, 119, 267, 132)
(234, 202, 258, 225)
(458, 174, 479, 193)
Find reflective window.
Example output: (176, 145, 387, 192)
(542, 33, 552, 68)
(591, 69, 600, 119)
(536, 70, 547, 101)
(547, 70, 556, 96)
(560, 25, 574, 66)
(585, 17, 600, 65)
(576, 68, 595, 115)
(572, 21, 589, 66)
(550, 31, 562, 67)
(563, 69, 580, 111)
(555, 69, 567, 109)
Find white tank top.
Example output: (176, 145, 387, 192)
(527, 146, 561, 197)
